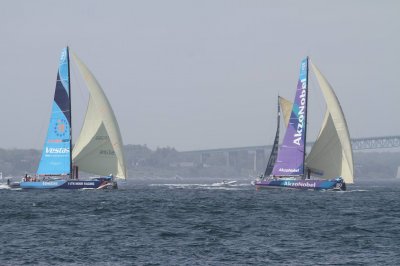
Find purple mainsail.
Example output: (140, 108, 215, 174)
(272, 58, 308, 176)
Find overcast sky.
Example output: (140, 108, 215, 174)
(0, 0, 399, 151)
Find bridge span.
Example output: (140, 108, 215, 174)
(180, 135, 400, 172)
(182, 135, 400, 154)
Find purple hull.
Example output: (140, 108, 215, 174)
(255, 177, 346, 191)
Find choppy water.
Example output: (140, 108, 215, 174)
(1, 179, 400, 265)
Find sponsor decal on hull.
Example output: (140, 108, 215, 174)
(41, 181, 60, 186)
(255, 179, 340, 190)
(67, 181, 96, 186)
(283, 181, 316, 188)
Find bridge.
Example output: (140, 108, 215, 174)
(350, 135, 400, 150)
(180, 135, 400, 172)
(182, 135, 400, 154)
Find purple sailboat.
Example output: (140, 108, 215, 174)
(255, 57, 354, 191)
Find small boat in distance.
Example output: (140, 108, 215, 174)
(7, 179, 21, 189)
(0, 172, 20, 189)
(255, 57, 354, 191)
(20, 47, 127, 189)
(222, 180, 237, 186)
(212, 180, 237, 187)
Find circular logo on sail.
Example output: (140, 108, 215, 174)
(54, 118, 69, 138)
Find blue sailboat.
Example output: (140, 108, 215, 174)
(20, 47, 127, 189)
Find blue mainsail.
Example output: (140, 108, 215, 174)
(37, 47, 71, 175)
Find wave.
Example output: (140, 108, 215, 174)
(0, 184, 11, 190)
(148, 182, 250, 190)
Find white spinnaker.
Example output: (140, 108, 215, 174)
(306, 61, 354, 183)
(71, 52, 127, 179)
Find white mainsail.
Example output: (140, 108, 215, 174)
(305, 61, 354, 184)
(71, 52, 127, 179)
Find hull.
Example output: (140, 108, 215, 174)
(3, 180, 21, 189)
(8, 182, 21, 189)
(20, 177, 116, 190)
(255, 177, 346, 191)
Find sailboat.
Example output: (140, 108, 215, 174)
(250, 96, 290, 185)
(20, 47, 127, 189)
(255, 57, 353, 191)
(260, 96, 292, 178)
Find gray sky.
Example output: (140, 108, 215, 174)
(0, 0, 399, 151)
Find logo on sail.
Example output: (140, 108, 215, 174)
(54, 118, 69, 138)
(100, 150, 116, 156)
(45, 147, 70, 154)
(279, 168, 300, 173)
(293, 61, 307, 146)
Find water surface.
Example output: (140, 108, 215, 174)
(0, 179, 399, 265)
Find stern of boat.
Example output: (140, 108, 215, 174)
(332, 177, 346, 191)
(96, 177, 118, 190)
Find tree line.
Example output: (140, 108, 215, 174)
(1, 146, 399, 179)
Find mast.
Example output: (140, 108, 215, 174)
(66, 46, 73, 178)
(264, 96, 280, 177)
(276, 95, 280, 135)
(303, 56, 309, 179)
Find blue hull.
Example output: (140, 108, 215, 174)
(255, 178, 346, 191)
(20, 178, 115, 189)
